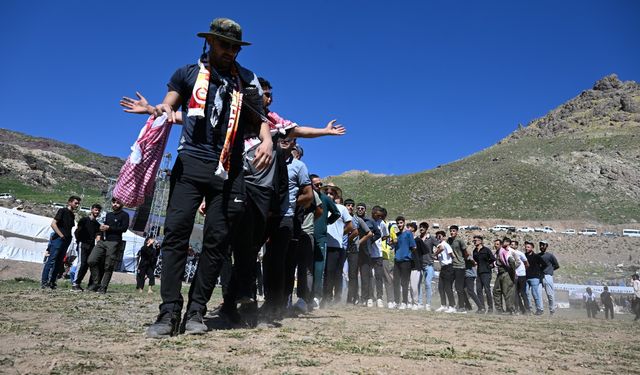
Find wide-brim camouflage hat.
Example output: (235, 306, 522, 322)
(321, 183, 343, 200)
(197, 18, 251, 46)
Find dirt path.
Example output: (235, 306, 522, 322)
(0, 278, 638, 374)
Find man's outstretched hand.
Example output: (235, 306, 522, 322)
(120, 92, 153, 114)
(325, 119, 346, 136)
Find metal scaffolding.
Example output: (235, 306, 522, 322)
(146, 153, 172, 239)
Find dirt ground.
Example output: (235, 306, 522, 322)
(0, 261, 639, 374)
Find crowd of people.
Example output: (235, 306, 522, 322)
(40, 17, 640, 339)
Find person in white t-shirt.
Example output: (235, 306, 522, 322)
(511, 241, 530, 314)
(322, 185, 353, 306)
(433, 231, 456, 313)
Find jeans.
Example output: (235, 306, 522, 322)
(514, 276, 529, 313)
(542, 274, 556, 312)
(346, 251, 359, 303)
(409, 270, 422, 305)
(392, 261, 411, 304)
(476, 272, 493, 311)
(358, 252, 372, 301)
(381, 258, 394, 302)
(313, 242, 328, 300)
(295, 232, 314, 303)
(73, 242, 94, 287)
(419, 264, 434, 306)
(324, 247, 346, 303)
(438, 264, 455, 307)
(453, 268, 467, 309)
(157, 154, 245, 315)
(41, 236, 72, 286)
(264, 216, 293, 309)
(464, 276, 482, 310)
(525, 277, 543, 312)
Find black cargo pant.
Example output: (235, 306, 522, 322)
(136, 262, 156, 289)
(158, 154, 245, 315)
(74, 242, 95, 287)
(88, 240, 121, 291)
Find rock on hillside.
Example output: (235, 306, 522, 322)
(0, 128, 123, 202)
(328, 75, 640, 224)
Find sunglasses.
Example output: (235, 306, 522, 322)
(314, 182, 323, 188)
(217, 40, 242, 52)
(264, 92, 272, 98)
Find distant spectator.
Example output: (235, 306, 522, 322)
(600, 286, 614, 320)
(583, 287, 599, 318)
(137, 237, 158, 293)
(88, 198, 130, 293)
(539, 241, 560, 315)
(41, 195, 80, 290)
(632, 274, 640, 321)
(72, 203, 102, 292)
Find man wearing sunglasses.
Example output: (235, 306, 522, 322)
(140, 18, 272, 339)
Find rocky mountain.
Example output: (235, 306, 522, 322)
(0, 129, 123, 208)
(328, 74, 640, 224)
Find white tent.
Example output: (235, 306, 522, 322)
(0, 206, 52, 263)
(0, 206, 145, 272)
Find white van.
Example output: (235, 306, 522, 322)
(579, 229, 598, 236)
(622, 229, 640, 238)
(0, 193, 13, 200)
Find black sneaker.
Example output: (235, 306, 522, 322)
(97, 287, 107, 294)
(71, 285, 84, 292)
(181, 310, 207, 335)
(41, 283, 49, 290)
(49, 283, 57, 290)
(146, 312, 181, 339)
(89, 284, 100, 293)
(476, 309, 486, 314)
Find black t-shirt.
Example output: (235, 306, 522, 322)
(74, 216, 100, 244)
(168, 62, 264, 163)
(53, 208, 75, 239)
(525, 251, 544, 279)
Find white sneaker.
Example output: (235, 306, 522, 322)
(425, 304, 432, 311)
(455, 308, 468, 314)
(376, 299, 384, 308)
(387, 302, 396, 309)
(293, 298, 308, 313)
(446, 306, 457, 313)
(256, 295, 265, 302)
(312, 298, 320, 310)
(367, 299, 374, 307)
(399, 303, 407, 310)
(417, 304, 424, 310)
(411, 304, 419, 311)
(435, 306, 447, 312)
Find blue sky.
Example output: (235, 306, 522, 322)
(1, 1, 638, 178)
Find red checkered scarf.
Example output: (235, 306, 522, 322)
(112, 114, 172, 207)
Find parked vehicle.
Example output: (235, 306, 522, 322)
(432, 223, 440, 229)
(490, 225, 516, 232)
(578, 229, 598, 236)
(517, 227, 535, 233)
(534, 227, 545, 233)
(602, 231, 616, 237)
(622, 229, 640, 238)
(0, 193, 14, 200)
(542, 226, 555, 233)
(561, 229, 577, 235)
(466, 225, 482, 231)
